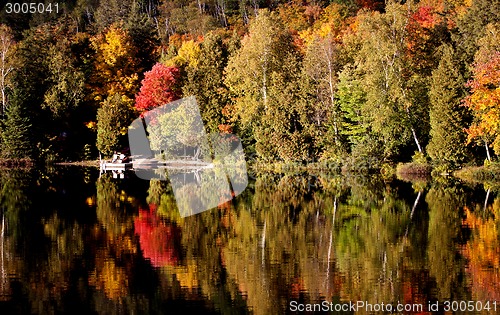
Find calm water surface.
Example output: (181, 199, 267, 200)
(0, 167, 498, 314)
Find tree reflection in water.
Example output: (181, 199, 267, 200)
(462, 190, 500, 302)
(0, 168, 498, 314)
(134, 204, 180, 267)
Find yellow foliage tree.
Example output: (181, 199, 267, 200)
(163, 39, 201, 69)
(90, 24, 140, 107)
(298, 3, 348, 48)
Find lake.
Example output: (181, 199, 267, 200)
(0, 167, 498, 314)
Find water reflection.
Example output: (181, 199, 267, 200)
(426, 182, 468, 301)
(462, 190, 500, 302)
(0, 168, 498, 314)
(134, 204, 180, 267)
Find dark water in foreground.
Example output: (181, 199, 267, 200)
(0, 167, 498, 314)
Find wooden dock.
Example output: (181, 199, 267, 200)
(99, 161, 133, 172)
(99, 157, 213, 175)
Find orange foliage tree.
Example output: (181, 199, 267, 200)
(406, 5, 442, 72)
(465, 51, 500, 158)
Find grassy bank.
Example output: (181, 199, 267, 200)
(250, 160, 342, 174)
(0, 159, 101, 169)
(55, 160, 100, 167)
(396, 162, 432, 176)
(454, 163, 500, 182)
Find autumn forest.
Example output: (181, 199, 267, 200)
(0, 1, 500, 313)
(0, 0, 499, 172)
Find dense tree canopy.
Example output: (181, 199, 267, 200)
(0, 0, 497, 166)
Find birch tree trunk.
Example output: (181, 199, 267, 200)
(485, 140, 491, 161)
(0, 26, 14, 117)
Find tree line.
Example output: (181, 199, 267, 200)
(0, 0, 498, 170)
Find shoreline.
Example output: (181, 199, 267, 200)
(454, 164, 500, 184)
(54, 160, 100, 167)
(2, 158, 499, 184)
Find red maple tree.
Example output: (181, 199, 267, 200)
(135, 63, 180, 112)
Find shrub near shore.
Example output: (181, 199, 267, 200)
(396, 152, 432, 177)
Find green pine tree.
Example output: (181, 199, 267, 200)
(337, 66, 368, 149)
(1, 88, 34, 159)
(427, 45, 469, 168)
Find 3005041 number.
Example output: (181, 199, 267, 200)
(4, 3, 59, 14)
(443, 301, 497, 312)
